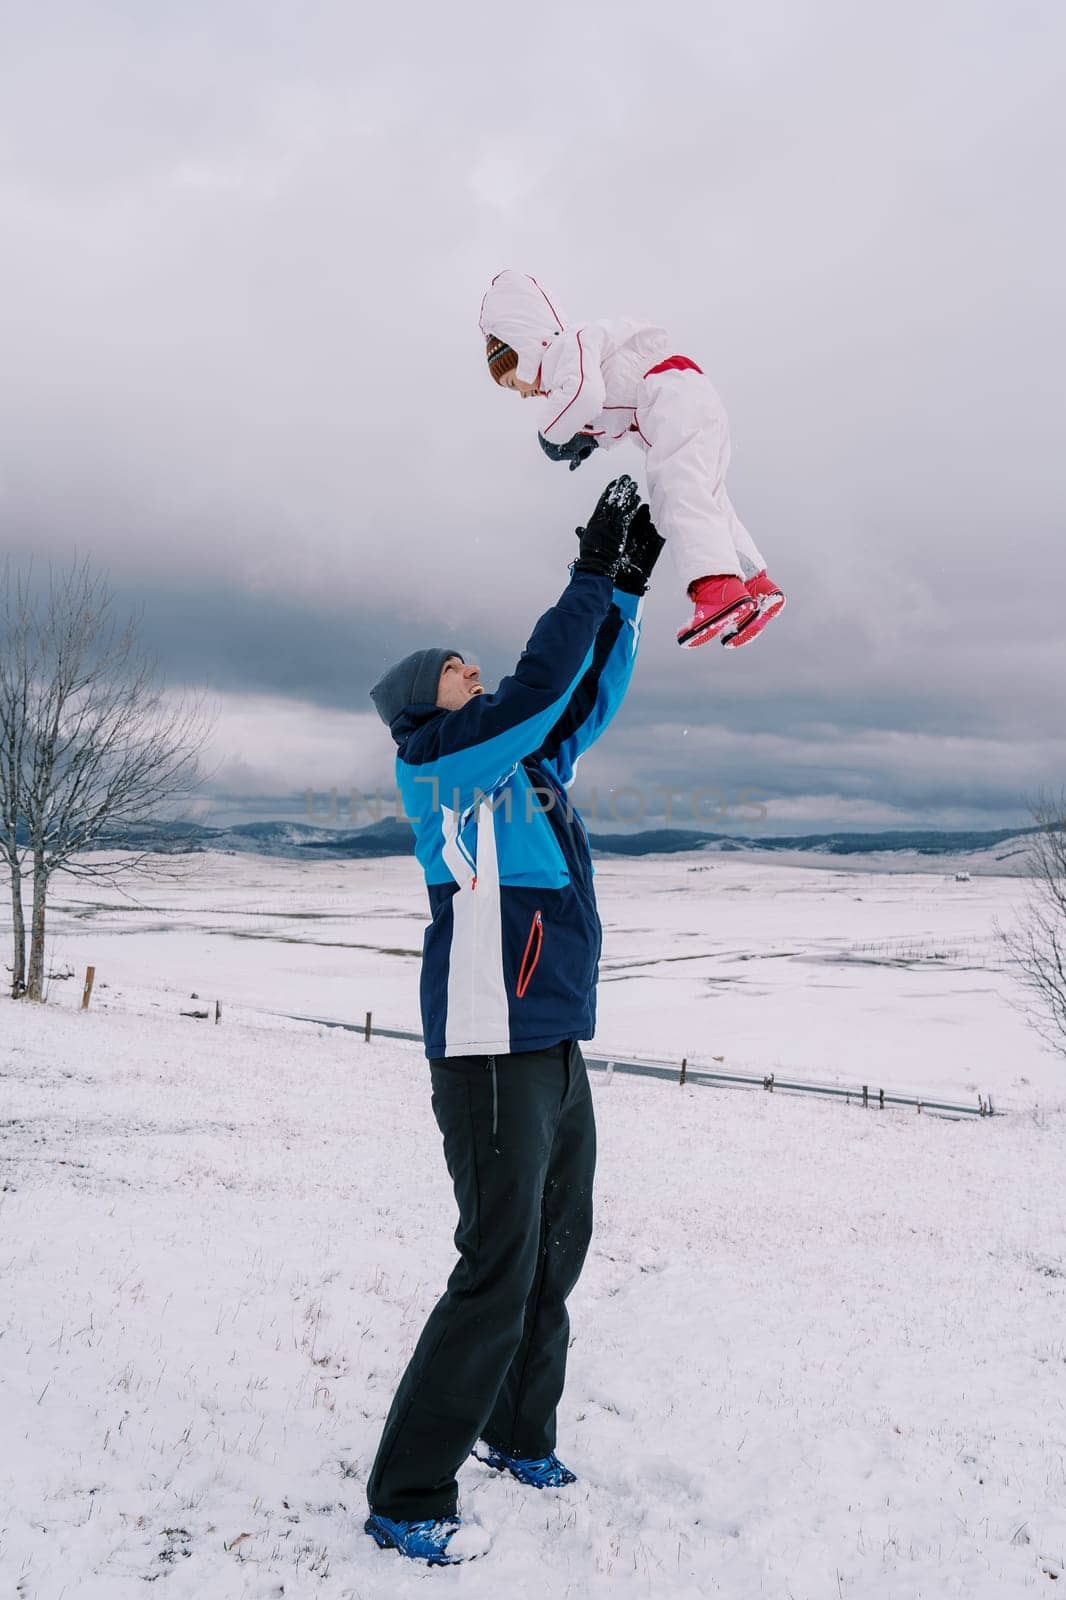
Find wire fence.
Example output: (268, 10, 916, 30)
(274, 1009, 997, 1119)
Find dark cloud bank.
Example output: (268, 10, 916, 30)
(2, 1, 1063, 832)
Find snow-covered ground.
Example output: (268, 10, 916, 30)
(22, 848, 1062, 1108)
(2, 851, 1064, 1597)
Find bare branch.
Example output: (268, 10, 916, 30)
(998, 791, 1066, 1056)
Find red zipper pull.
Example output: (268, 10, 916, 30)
(516, 909, 544, 998)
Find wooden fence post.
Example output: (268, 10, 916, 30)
(364, 1011, 372, 1043)
(679, 1057, 687, 1087)
(862, 1084, 869, 1109)
(214, 1000, 222, 1025)
(81, 966, 95, 1011)
(879, 1087, 885, 1110)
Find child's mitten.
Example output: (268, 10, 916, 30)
(538, 430, 600, 472)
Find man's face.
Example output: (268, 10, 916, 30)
(436, 655, 485, 711)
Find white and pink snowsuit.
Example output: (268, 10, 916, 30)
(479, 270, 767, 591)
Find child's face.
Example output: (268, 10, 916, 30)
(497, 370, 544, 399)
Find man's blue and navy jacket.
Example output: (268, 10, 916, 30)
(388, 570, 643, 1059)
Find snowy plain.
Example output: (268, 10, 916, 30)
(1, 848, 1064, 1598)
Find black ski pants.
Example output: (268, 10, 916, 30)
(366, 1040, 596, 1522)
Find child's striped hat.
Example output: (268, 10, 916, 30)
(485, 334, 518, 384)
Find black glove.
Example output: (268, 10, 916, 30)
(539, 430, 600, 472)
(572, 475, 642, 579)
(613, 503, 666, 595)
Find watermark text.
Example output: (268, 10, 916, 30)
(305, 783, 768, 827)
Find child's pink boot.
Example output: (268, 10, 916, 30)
(677, 574, 758, 648)
(721, 571, 787, 649)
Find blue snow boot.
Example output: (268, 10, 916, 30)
(364, 1513, 470, 1565)
(474, 1441, 577, 1488)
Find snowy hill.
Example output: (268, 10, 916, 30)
(91, 816, 1039, 873)
(92, 816, 419, 858)
(588, 824, 1033, 858)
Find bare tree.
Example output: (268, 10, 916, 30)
(0, 565, 34, 995)
(999, 793, 1066, 1057)
(1, 558, 210, 1001)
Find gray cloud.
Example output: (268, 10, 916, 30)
(2, 0, 1063, 830)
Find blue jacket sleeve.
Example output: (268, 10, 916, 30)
(398, 570, 615, 814)
(534, 588, 644, 788)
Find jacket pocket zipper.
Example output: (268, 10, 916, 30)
(488, 1055, 499, 1151)
(515, 909, 544, 998)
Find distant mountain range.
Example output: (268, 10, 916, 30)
(84, 816, 1036, 864)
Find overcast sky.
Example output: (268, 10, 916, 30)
(2, 0, 1063, 832)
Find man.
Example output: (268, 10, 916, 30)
(364, 476, 664, 1566)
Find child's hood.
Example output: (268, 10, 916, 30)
(479, 270, 570, 384)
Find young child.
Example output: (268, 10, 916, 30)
(479, 269, 785, 649)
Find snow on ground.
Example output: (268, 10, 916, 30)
(1, 991, 1064, 1598)
(2, 851, 1065, 1596)
(24, 849, 1061, 1109)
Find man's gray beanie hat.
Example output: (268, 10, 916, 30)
(369, 647, 463, 728)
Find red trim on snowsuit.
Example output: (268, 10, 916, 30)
(529, 276, 565, 333)
(643, 355, 704, 378)
(632, 357, 702, 448)
(542, 329, 588, 440)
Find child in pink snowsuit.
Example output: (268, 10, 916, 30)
(479, 269, 785, 648)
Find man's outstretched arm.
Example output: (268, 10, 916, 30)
(532, 588, 642, 788)
(534, 504, 664, 786)
(399, 479, 641, 813)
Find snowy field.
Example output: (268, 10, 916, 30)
(14, 846, 1063, 1108)
(2, 850, 1065, 1597)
